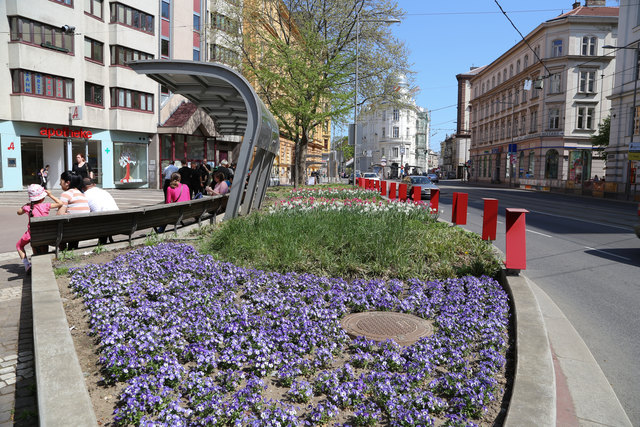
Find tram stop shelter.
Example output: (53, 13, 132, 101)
(129, 60, 280, 220)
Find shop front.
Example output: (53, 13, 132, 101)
(0, 121, 150, 191)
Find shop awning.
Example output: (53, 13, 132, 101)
(129, 60, 279, 220)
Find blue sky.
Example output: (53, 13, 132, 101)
(392, 0, 619, 152)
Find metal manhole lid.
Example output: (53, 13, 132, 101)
(340, 311, 433, 346)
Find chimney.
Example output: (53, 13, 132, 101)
(585, 0, 606, 6)
(573, 1, 581, 9)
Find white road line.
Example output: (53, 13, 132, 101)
(527, 229, 553, 238)
(526, 209, 633, 232)
(584, 246, 631, 261)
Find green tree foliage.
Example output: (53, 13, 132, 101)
(591, 115, 610, 162)
(233, 0, 411, 186)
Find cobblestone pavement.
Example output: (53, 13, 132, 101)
(0, 253, 37, 427)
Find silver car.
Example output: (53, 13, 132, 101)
(405, 175, 439, 200)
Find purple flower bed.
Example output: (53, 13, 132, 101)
(69, 243, 509, 426)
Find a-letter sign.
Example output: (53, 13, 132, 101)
(69, 105, 82, 120)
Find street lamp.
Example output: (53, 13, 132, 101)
(353, 14, 400, 185)
(604, 43, 638, 200)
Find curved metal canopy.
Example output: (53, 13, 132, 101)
(129, 60, 280, 219)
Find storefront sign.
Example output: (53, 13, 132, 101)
(39, 127, 93, 139)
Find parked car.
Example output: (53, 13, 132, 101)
(362, 172, 380, 180)
(348, 171, 362, 184)
(403, 175, 439, 200)
(427, 173, 439, 183)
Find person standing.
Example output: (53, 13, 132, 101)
(16, 184, 63, 274)
(178, 162, 192, 197)
(83, 178, 119, 244)
(38, 164, 49, 188)
(217, 159, 233, 181)
(162, 161, 179, 201)
(199, 158, 212, 188)
(73, 153, 94, 179)
(189, 161, 202, 198)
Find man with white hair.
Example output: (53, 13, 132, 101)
(83, 178, 119, 244)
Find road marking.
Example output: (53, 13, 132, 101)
(527, 229, 553, 238)
(527, 209, 633, 232)
(583, 246, 631, 261)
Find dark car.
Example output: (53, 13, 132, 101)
(404, 175, 439, 200)
(348, 171, 362, 184)
(427, 173, 439, 183)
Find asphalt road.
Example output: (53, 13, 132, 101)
(434, 180, 640, 425)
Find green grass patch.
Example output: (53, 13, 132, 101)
(200, 208, 501, 281)
(54, 267, 70, 277)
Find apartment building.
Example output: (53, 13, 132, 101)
(468, 0, 617, 190)
(357, 77, 430, 178)
(606, 0, 640, 199)
(0, 0, 159, 191)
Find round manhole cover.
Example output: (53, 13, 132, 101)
(340, 311, 433, 346)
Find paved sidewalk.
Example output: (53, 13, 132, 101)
(0, 252, 37, 427)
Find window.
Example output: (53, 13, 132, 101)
(406, 127, 410, 138)
(503, 69, 507, 82)
(381, 127, 385, 137)
(393, 109, 399, 121)
(579, 70, 596, 93)
(161, 39, 169, 57)
(514, 89, 520, 105)
(193, 14, 200, 31)
(492, 76, 495, 88)
(582, 36, 596, 56)
(548, 108, 560, 129)
(161, 1, 170, 18)
(211, 12, 239, 34)
(9, 16, 74, 53)
(522, 84, 528, 103)
(524, 55, 529, 68)
(392, 147, 398, 157)
(85, 0, 103, 19)
(513, 118, 518, 137)
(382, 110, 386, 121)
(210, 44, 239, 66)
(51, 0, 72, 5)
(550, 73, 562, 94)
(530, 110, 538, 132)
(545, 149, 559, 179)
(507, 120, 512, 138)
(84, 37, 103, 63)
(552, 39, 563, 57)
(576, 106, 595, 129)
(527, 151, 535, 178)
(516, 60, 521, 74)
(521, 115, 526, 134)
(110, 87, 153, 112)
(85, 82, 103, 106)
(110, 3, 154, 34)
(193, 49, 200, 61)
(635, 106, 640, 136)
(113, 142, 147, 186)
(509, 65, 513, 78)
(392, 126, 399, 138)
(110, 45, 154, 66)
(518, 151, 525, 177)
(11, 69, 73, 100)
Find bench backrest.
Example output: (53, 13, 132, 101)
(30, 194, 228, 250)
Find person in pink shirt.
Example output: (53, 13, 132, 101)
(16, 184, 62, 274)
(166, 172, 191, 204)
(205, 172, 229, 196)
(155, 173, 190, 234)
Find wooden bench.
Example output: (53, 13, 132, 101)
(30, 194, 228, 257)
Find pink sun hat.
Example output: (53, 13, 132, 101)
(27, 184, 46, 202)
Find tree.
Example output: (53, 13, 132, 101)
(232, 0, 411, 186)
(591, 115, 610, 164)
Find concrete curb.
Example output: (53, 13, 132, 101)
(32, 254, 97, 427)
(500, 272, 556, 426)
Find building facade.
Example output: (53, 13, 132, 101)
(468, 1, 617, 191)
(606, 0, 640, 200)
(0, 0, 159, 191)
(357, 80, 430, 178)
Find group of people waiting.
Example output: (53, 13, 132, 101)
(16, 153, 118, 274)
(161, 158, 234, 204)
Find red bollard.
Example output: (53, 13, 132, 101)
(399, 183, 408, 201)
(412, 185, 421, 201)
(451, 192, 468, 225)
(381, 180, 387, 196)
(374, 180, 380, 192)
(482, 198, 499, 241)
(365, 179, 370, 189)
(430, 189, 439, 212)
(389, 182, 396, 200)
(505, 208, 529, 271)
